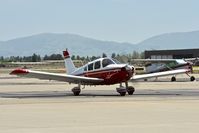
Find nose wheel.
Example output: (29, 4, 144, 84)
(116, 86, 127, 96)
(127, 86, 135, 95)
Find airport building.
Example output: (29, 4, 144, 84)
(145, 48, 199, 59)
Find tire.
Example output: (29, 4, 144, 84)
(73, 91, 80, 96)
(127, 86, 135, 95)
(190, 76, 195, 81)
(171, 76, 176, 82)
(120, 92, 126, 96)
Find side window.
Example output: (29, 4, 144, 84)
(88, 63, 93, 71)
(94, 61, 101, 69)
(84, 66, 87, 71)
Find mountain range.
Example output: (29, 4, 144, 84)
(0, 30, 199, 57)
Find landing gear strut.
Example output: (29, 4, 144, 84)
(116, 82, 135, 96)
(71, 84, 81, 96)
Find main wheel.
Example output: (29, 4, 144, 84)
(72, 87, 81, 96)
(120, 92, 126, 96)
(190, 76, 195, 81)
(73, 91, 80, 96)
(171, 76, 176, 82)
(127, 86, 135, 95)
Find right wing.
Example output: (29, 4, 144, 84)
(10, 69, 104, 85)
(131, 69, 190, 81)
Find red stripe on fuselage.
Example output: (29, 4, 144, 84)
(76, 68, 121, 76)
(76, 68, 133, 85)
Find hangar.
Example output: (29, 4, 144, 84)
(145, 48, 199, 59)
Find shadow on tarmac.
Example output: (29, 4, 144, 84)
(1, 89, 197, 99)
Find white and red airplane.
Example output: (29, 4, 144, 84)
(10, 49, 191, 96)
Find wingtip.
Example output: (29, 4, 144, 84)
(10, 69, 29, 75)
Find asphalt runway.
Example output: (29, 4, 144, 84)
(0, 74, 199, 133)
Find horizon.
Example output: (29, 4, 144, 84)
(1, 29, 199, 44)
(0, 0, 199, 43)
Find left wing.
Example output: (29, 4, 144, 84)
(132, 58, 177, 62)
(10, 69, 104, 85)
(131, 69, 190, 81)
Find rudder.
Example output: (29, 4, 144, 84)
(63, 49, 76, 74)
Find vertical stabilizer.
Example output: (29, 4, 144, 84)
(63, 49, 76, 74)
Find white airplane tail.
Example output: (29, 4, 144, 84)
(63, 49, 77, 74)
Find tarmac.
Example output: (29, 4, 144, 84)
(0, 73, 199, 133)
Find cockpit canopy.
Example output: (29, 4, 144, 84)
(84, 58, 121, 72)
(102, 58, 114, 67)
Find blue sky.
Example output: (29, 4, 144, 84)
(0, 0, 199, 43)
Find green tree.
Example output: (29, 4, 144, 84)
(132, 51, 140, 59)
(102, 53, 107, 58)
(32, 53, 37, 62)
(111, 53, 116, 58)
(71, 55, 76, 60)
(76, 55, 80, 60)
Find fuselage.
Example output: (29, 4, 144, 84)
(71, 58, 134, 85)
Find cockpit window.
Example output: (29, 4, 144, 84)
(112, 58, 121, 64)
(88, 63, 94, 71)
(94, 61, 101, 69)
(102, 58, 114, 67)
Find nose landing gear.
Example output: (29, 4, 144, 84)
(116, 86, 126, 96)
(116, 82, 135, 96)
(127, 86, 135, 95)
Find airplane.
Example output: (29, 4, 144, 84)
(131, 58, 196, 81)
(10, 49, 191, 96)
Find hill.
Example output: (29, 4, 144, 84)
(138, 31, 199, 50)
(0, 33, 136, 57)
(0, 31, 199, 57)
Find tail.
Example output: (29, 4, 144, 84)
(63, 49, 77, 74)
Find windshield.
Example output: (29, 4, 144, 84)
(102, 58, 115, 67)
(112, 58, 121, 64)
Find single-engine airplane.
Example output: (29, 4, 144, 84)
(10, 49, 191, 96)
(131, 58, 195, 81)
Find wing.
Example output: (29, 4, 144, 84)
(131, 59, 177, 63)
(10, 69, 104, 85)
(131, 69, 190, 81)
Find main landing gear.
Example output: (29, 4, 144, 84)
(116, 82, 135, 96)
(171, 75, 195, 82)
(71, 84, 81, 96)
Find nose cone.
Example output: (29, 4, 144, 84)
(121, 65, 134, 79)
(127, 65, 134, 77)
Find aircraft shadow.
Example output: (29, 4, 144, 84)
(1, 89, 199, 99)
(0, 91, 120, 98)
